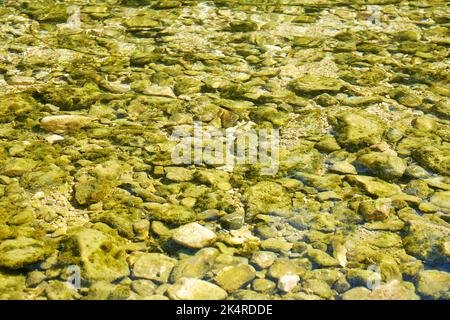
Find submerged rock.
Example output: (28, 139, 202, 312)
(58, 228, 129, 282)
(0, 237, 53, 269)
(332, 111, 385, 150)
(168, 278, 227, 300)
(172, 223, 216, 249)
(40, 115, 93, 134)
(290, 75, 342, 94)
(355, 152, 406, 181)
(347, 175, 401, 197)
(403, 218, 449, 265)
(132, 253, 177, 283)
(243, 181, 291, 217)
(214, 263, 256, 292)
(415, 270, 450, 300)
(412, 145, 450, 176)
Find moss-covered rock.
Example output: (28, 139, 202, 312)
(58, 228, 129, 282)
(415, 270, 450, 300)
(243, 181, 291, 218)
(355, 152, 406, 181)
(331, 111, 385, 150)
(412, 145, 450, 176)
(0, 237, 53, 269)
(403, 218, 449, 265)
(143, 203, 196, 225)
(290, 75, 342, 94)
(214, 263, 256, 292)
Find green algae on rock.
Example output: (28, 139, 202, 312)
(58, 228, 129, 282)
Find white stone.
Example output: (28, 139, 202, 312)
(172, 222, 216, 249)
(278, 275, 300, 292)
(45, 134, 64, 144)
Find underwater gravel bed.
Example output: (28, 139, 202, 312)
(0, 0, 449, 300)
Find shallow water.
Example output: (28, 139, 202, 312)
(0, 0, 449, 300)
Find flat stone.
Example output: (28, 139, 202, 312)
(41, 115, 93, 133)
(214, 263, 256, 292)
(306, 248, 339, 268)
(356, 152, 406, 181)
(347, 175, 401, 197)
(416, 270, 450, 300)
(165, 167, 194, 182)
(168, 278, 227, 300)
(172, 223, 216, 249)
(133, 253, 177, 283)
(333, 111, 384, 150)
(268, 259, 305, 279)
(403, 218, 449, 265)
(0, 237, 53, 269)
(290, 75, 342, 93)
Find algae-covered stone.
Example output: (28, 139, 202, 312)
(412, 145, 450, 176)
(131, 279, 157, 297)
(359, 198, 391, 221)
(332, 111, 385, 150)
(389, 87, 422, 108)
(346, 175, 401, 197)
(315, 136, 341, 153)
(174, 76, 204, 95)
(172, 223, 216, 249)
(44, 280, 80, 300)
(143, 203, 196, 225)
(41, 115, 93, 134)
(403, 218, 449, 265)
(415, 270, 450, 300)
(250, 251, 277, 269)
(267, 259, 306, 279)
(340, 287, 371, 300)
(432, 99, 450, 118)
(355, 152, 406, 181)
(429, 191, 450, 212)
(260, 238, 293, 253)
(290, 75, 342, 94)
(368, 280, 419, 300)
(165, 167, 194, 182)
(302, 279, 335, 299)
(0, 273, 26, 299)
(244, 181, 291, 217)
(133, 253, 177, 283)
(1, 158, 37, 177)
(170, 248, 218, 282)
(214, 263, 256, 292)
(0, 237, 53, 269)
(306, 248, 339, 268)
(168, 278, 227, 300)
(253, 278, 276, 293)
(58, 228, 129, 282)
(74, 176, 113, 205)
